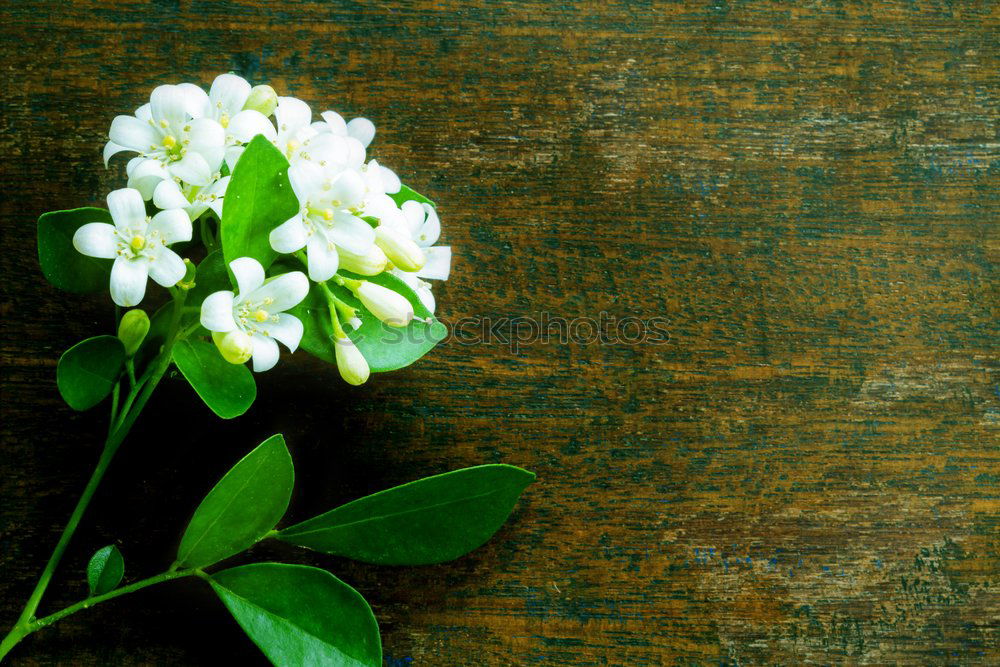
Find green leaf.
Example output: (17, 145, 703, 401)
(172, 339, 256, 419)
(177, 435, 293, 569)
(57, 336, 126, 411)
(86, 545, 124, 596)
(389, 184, 436, 209)
(37, 207, 114, 293)
(209, 563, 381, 667)
(277, 465, 535, 565)
(186, 249, 231, 306)
(291, 271, 448, 373)
(220, 135, 298, 271)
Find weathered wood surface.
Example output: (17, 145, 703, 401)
(1, 1, 998, 664)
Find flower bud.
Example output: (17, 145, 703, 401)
(243, 84, 278, 116)
(334, 336, 370, 385)
(212, 330, 253, 365)
(117, 309, 150, 356)
(337, 245, 388, 276)
(356, 282, 414, 328)
(177, 258, 197, 290)
(375, 225, 425, 272)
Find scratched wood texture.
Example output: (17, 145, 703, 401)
(1, 1, 998, 664)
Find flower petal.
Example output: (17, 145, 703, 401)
(416, 285, 436, 313)
(135, 103, 152, 122)
(210, 73, 251, 116)
(275, 96, 312, 134)
(106, 188, 147, 233)
(150, 85, 190, 126)
(126, 158, 170, 200)
(230, 257, 266, 295)
(287, 161, 325, 201)
(73, 222, 118, 259)
(329, 211, 375, 255)
(269, 215, 308, 253)
(103, 141, 129, 167)
(148, 247, 186, 287)
(225, 145, 245, 172)
(345, 137, 367, 168)
(320, 110, 348, 135)
(152, 178, 190, 211)
(400, 200, 425, 237)
(329, 170, 365, 207)
(251, 271, 309, 312)
(259, 313, 303, 352)
(305, 234, 339, 282)
(250, 334, 280, 372)
(417, 246, 452, 280)
(417, 203, 441, 246)
(149, 208, 193, 244)
(110, 256, 149, 307)
(201, 290, 237, 332)
(380, 164, 401, 194)
(346, 117, 376, 147)
(187, 118, 226, 152)
(109, 115, 158, 152)
(227, 110, 276, 143)
(177, 82, 211, 118)
(168, 151, 212, 186)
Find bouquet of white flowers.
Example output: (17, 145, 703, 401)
(2, 74, 532, 665)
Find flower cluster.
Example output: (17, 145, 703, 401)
(73, 73, 451, 383)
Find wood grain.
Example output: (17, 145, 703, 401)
(1, 1, 998, 664)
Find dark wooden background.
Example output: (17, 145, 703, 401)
(1, 1, 998, 664)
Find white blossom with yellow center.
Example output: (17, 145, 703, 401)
(200, 257, 309, 372)
(72, 188, 192, 307)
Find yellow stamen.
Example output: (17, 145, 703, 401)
(130, 235, 146, 251)
(162, 135, 177, 149)
(252, 309, 269, 322)
(220, 113, 230, 128)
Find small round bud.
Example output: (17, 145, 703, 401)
(177, 258, 197, 290)
(117, 309, 150, 357)
(356, 281, 414, 328)
(374, 225, 425, 272)
(243, 84, 278, 116)
(211, 330, 253, 365)
(334, 336, 369, 385)
(338, 245, 388, 276)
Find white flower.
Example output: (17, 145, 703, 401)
(73, 188, 191, 307)
(268, 161, 374, 282)
(152, 175, 229, 221)
(389, 201, 451, 312)
(334, 336, 370, 385)
(354, 281, 413, 328)
(205, 74, 278, 172)
(199, 257, 309, 372)
(105, 84, 225, 188)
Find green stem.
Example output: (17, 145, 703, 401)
(0, 568, 198, 659)
(0, 289, 188, 661)
(318, 283, 347, 338)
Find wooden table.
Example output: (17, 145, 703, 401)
(1, 1, 997, 664)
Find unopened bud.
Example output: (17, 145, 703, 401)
(338, 245, 388, 276)
(356, 281, 413, 328)
(334, 336, 370, 385)
(243, 84, 278, 116)
(117, 309, 150, 356)
(212, 330, 253, 365)
(177, 258, 197, 290)
(375, 225, 425, 272)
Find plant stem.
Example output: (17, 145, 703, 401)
(0, 568, 198, 660)
(0, 290, 189, 661)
